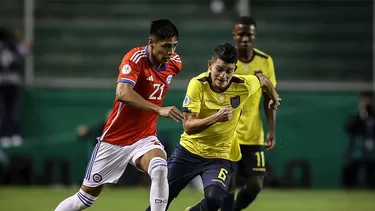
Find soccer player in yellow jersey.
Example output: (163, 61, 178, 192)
(221, 17, 277, 211)
(146, 43, 279, 211)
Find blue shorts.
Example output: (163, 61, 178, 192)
(168, 145, 234, 198)
(236, 145, 267, 177)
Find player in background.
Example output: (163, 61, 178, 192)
(55, 19, 183, 211)
(146, 43, 280, 211)
(221, 17, 277, 211)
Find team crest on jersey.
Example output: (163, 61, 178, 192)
(230, 95, 241, 108)
(92, 173, 102, 183)
(183, 95, 190, 106)
(122, 64, 132, 74)
(166, 74, 173, 84)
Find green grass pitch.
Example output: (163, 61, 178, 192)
(0, 187, 374, 211)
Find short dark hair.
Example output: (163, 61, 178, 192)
(212, 43, 238, 64)
(149, 19, 179, 41)
(236, 16, 257, 27)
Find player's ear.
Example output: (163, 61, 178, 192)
(208, 60, 212, 69)
(234, 65, 237, 71)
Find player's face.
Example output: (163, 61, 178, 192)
(233, 24, 256, 50)
(208, 58, 237, 90)
(149, 37, 178, 65)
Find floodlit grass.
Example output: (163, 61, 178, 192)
(0, 186, 374, 211)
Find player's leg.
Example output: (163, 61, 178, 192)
(55, 141, 130, 211)
(132, 137, 171, 211)
(144, 145, 202, 211)
(234, 176, 263, 211)
(137, 148, 169, 211)
(220, 171, 237, 211)
(234, 145, 266, 211)
(189, 160, 233, 211)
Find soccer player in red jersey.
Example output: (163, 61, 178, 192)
(55, 19, 183, 211)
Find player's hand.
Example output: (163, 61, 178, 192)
(214, 105, 232, 122)
(268, 96, 281, 110)
(264, 132, 276, 150)
(158, 106, 184, 122)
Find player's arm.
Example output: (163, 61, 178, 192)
(183, 106, 231, 135)
(183, 112, 218, 135)
(257, 75, 277, 102)
(116, 83, 162, 114)
(117, 83, 183, 121)
(246, 73, 280, 110)
(182, 78, 231, 135)
(262, 57, 277, 145)
(116, 59, 183, 121)
(256, 73, 280, 110)
(263, 95, 275, 129)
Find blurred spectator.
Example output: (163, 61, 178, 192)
(0, 27, 29, 148)
(342, 92, 375, 189)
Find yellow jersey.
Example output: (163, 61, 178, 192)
(180, 72, 261, 161)
(235, 48, 277, 145)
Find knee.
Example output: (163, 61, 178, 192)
(204, 185, 226, 209)
(148, 157, 168, 181)
(244, 176, 263, 194)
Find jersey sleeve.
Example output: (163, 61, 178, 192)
(117, 53, 142, 86)
(264, 56, 277, 87)
(182, 78, 202, 113)
(244, 75, 261, 96)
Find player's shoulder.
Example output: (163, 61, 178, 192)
(233, 74, 258, 84)
(232, 74, 247, 83)
(193, 72, 210, 84)
(254, 48, 272, 60)
(123, 46, 147, 64)
(168, 51, 183, 72)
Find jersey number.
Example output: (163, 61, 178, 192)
(149, 83, 165, 100)
(255, 151, 265, 167)
(217, 168, 228, 181)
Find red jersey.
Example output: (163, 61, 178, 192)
(100, 46, 182, 146)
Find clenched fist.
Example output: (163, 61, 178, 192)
(214, 105, 232, 122)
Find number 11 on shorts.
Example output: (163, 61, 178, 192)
(255, 151, 265, 167)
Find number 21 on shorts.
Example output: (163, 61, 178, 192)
(255, 151, 265, 167)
